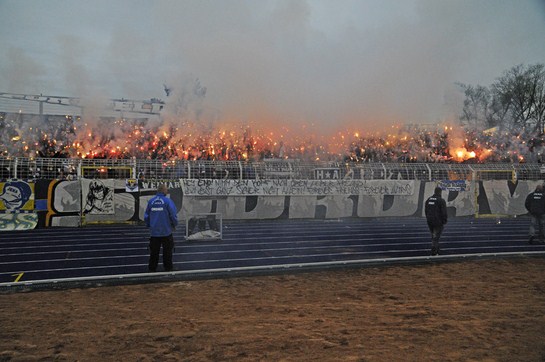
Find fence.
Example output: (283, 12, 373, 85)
(0, 156, 544, 181)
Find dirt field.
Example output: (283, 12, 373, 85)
(1, 257, 545, 362)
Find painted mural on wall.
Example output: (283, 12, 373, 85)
(0, 178, 538, 230)
(84, 180, 137, 224)
(46, 180, 81, 227)
(0, 180, 34, 211)
(81, 179, 114, 215)
(0, 213, 38, 230)
(479, 180, 537, 216)
(0, 180, 37, 230)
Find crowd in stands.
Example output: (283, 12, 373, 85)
(1, 112, 544, 164)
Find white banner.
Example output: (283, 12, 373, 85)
(181, 179, 415, 197)
(439, 180, 470, 191)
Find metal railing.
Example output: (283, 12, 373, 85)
(0, 156, 543, 181)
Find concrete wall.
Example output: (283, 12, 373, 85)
(0, 178, 538, 230)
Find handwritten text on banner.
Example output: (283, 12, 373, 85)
(181, 179, 415, 196)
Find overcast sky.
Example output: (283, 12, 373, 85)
(1, 0, 544, 131)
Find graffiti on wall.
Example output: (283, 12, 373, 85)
(81, 179, 114, 215)
(0, 213, 38, 230)
(0, 180, 34, 211)
(180, 179, 415, 197)
(0, 178, 538, 230)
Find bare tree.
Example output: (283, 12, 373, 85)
(458, 83, 493, 130)
(529, 64, 545, 133)
(491, 63, 545, 133)
(459, 63, 545, 135)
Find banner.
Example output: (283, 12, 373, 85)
(181, 179, 415, 197)
(81, 179, 115, 214)
(439, 180, 471, 191)
(314, 168, 341, 180)
(0, 213, 38, 230)
(125, 178, 139, 192)
(0, 180, 34, 212)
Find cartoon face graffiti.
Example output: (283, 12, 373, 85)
(0, 181, 32, 210)
(83, 180, 113, 214)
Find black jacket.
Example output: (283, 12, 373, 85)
(425, 194, 448, 226)
(525, 191, 545, 216)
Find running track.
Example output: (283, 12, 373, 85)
(1, 217, 545, 291)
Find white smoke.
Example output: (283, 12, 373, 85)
(0, 0, 544, 134)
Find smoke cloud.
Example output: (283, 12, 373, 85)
(1, 0, 544, 135)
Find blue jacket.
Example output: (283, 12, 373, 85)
(144, 192, 178, 237)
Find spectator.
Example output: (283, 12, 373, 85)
(144, 184, 178, 272)
(425, 186, 448, 255)
(524, 184, 545, 244)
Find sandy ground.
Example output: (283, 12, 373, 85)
(1, 257, 545, 362)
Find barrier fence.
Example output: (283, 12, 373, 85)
(1, 157, 544, 181)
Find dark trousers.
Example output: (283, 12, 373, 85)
(148, 234, 174, 272)
(529, 214, 545, 240)
(427, 222, 444, 254)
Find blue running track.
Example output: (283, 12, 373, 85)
(1, 217, 545, 291)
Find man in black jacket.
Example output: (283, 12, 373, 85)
(524, 184, 545, 244)
(425, 186, 448, 255)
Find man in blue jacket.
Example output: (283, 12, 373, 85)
(144, 184, 178, 272)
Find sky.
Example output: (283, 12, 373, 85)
(1, 0, 544, 132)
